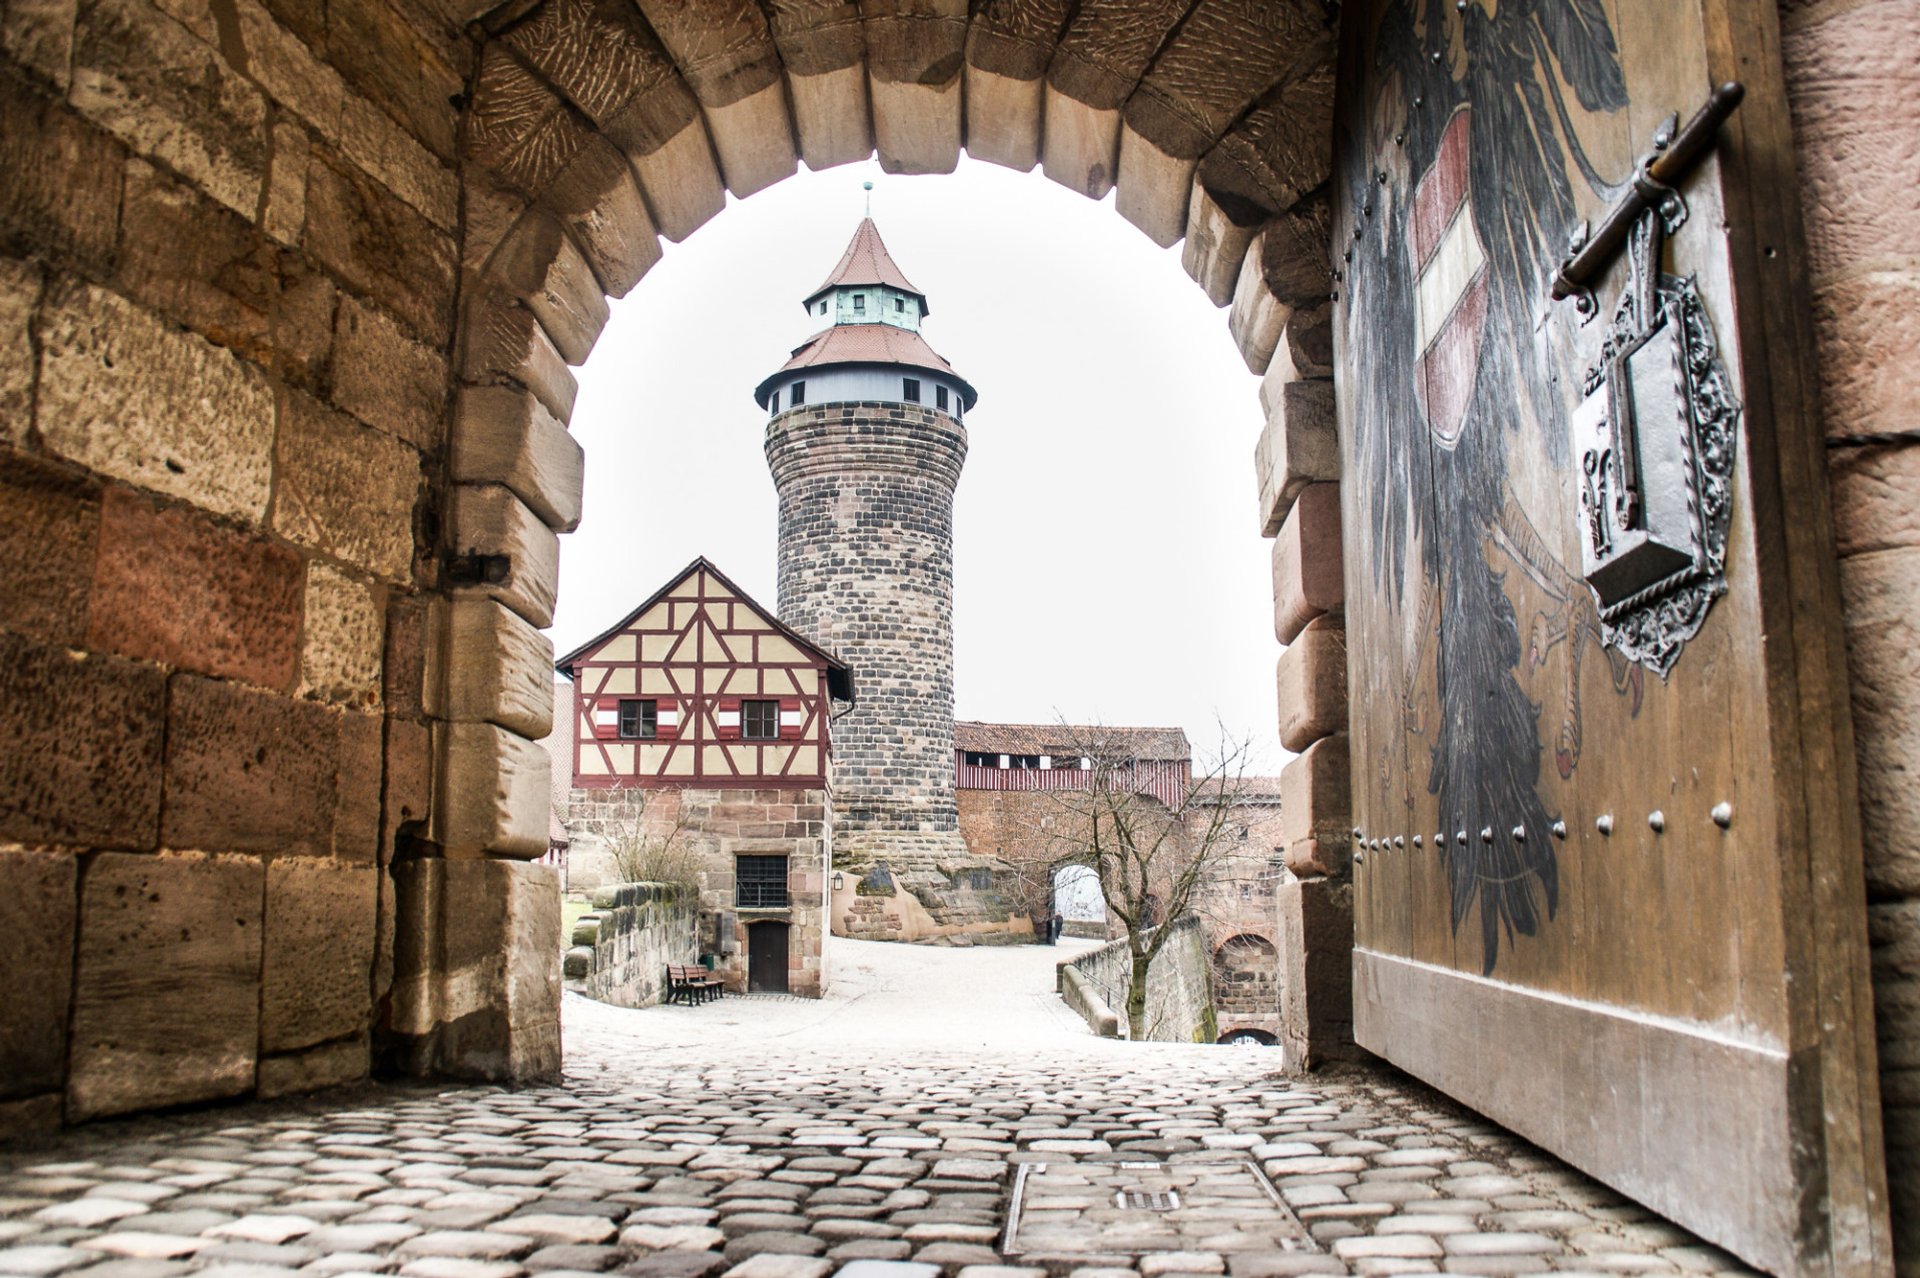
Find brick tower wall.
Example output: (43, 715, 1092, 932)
(767, 400, 967, 839)
(767, 401, 1025, 943)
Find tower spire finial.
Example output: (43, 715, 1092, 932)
(863, 180, 873, 218)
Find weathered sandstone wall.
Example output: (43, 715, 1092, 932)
(1780, 0, 1920, 1246)
(564, 881, 700, 1009)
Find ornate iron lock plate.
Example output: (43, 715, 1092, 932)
(1558, 88, 1743, 676)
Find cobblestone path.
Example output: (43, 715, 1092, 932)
(0, 946, 1759, 1278)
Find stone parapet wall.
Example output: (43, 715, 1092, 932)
(563, 881, 700, 1008)
(1059, 916, 1216, 1043)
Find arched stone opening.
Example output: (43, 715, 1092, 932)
(0, 0, 1352, 1134)
(1211, 932, 1279, 1023)
(403, 0, 1355, 1079)
(5, 2, 1909, 1266)
(1217, 1026, 1277, 1046)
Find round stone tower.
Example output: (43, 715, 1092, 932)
(758, 218, 1015, 943)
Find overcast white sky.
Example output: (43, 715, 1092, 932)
(554, 156, 1287, 773)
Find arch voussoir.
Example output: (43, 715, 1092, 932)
(1115, 0, 1332, 246)
(542, 134, 664, 299)
(451, 385, 585, 534)
(630, 0, 797, 196)
(1039, 0, 1192, 198)
(863, 0, 968, 173)
(484, 208, 610, 365)
(963, 0, 1071, 173)
(460, 291, 579, 423)
(766, 0, 872, 171)
(1180, 63, 1335, 303)
(1195, 60, 1335, 222)
(492, 0, 724, 241)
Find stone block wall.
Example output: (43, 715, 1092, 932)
(1780, 0, 1920, 1249)
(767, 400, 966, 846)
(564, 785, 831, 997)
(0, 0, 478, 1135)
(1060, 916, 1216, 1044)
(564, 881, 700, 1008)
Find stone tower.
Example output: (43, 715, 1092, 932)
(757, 219, 1018, 943)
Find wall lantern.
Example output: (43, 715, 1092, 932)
(832, 873, 844, 892)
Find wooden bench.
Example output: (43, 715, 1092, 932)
(666, 964, 723, 1006)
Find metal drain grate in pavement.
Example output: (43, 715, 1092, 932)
(1003, 1158, 1315, 1257)
(1116, 1190, 1181, 1211)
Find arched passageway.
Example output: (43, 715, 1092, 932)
(0, 0, 1913, 1270)
(1211, 932, 1279, 1022)
(421, 0, 1350, 1083)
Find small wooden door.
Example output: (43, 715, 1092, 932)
(1332, 2, 1887, 1272)
(746, 921, 789, 993)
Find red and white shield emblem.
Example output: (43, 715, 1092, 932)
(1410, 107, 1488, 450)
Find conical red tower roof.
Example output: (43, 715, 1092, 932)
(804, 218, 924, 308)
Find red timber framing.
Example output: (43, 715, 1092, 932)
(556, 558, 853, 790)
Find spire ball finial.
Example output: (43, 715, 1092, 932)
(862, 180, 873, 216)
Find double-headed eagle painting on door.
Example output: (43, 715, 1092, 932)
(1339, 0, 1679, 974)
(1335, 2, 1888, 1270)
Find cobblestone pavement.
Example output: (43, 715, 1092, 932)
(0, 943, 1760, 1278)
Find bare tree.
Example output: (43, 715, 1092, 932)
(1037, 723, 1254, 1038)
(601, 795, 700, 893)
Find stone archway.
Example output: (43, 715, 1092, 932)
(404, 0, 1357, 1077)
(1212, 932, 1279, 1022)
(1, 0, 1915, 1262)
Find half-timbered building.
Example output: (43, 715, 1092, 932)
(555, 558, 853, 997)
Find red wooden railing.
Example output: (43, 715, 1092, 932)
(954, 756, 1191, 807)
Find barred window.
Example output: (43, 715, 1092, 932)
(736, 855, 789, 909)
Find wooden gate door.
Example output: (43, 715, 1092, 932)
(1332, 2, 1888, 1271)
(747, 921, 789, 993)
